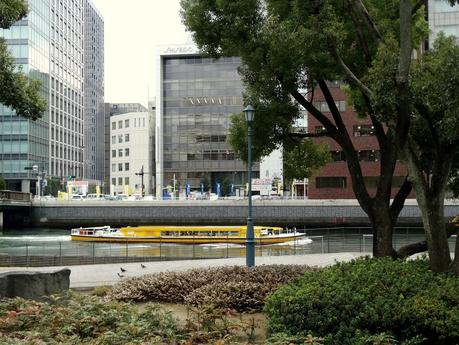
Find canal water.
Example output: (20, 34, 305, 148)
(0, 227, 454, 267)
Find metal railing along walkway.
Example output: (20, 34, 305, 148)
(0, 227, 456, 267)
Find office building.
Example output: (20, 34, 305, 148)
(110, 111, 153, 195)
(104, 102, 148, 190)
(0, 0, 103, 194)
(429, 0, 459, 44)
(83, 0, 104, 184)
(0, 0, 53, 193)
(155, 44, 258, 197)
(308, 83, 408, 199)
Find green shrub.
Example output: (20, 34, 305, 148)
(264, 257, 459, 345)
(107, 265, 312, 312)
(91, 284, 111, 297)
(0, 292, 183, 344)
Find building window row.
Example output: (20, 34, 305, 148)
(330, 150, 380, 162)
(313, 100, 346, 113)
(316, 177, 347, 189)
(111, 133, 130, 144)
(112, 177, 130, 186)
(112, 118, 147, 130)
(195, 135, 226, 143)
(353, 125, 375, 136)
(315, 176, 407, 189)
(111, 162, 130, 172)
(111, 148, 130, 158)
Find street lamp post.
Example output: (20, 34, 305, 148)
(135, 165, 145, 196)
(243, 105, 255, 267)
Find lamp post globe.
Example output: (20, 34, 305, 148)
(243, 104, 255, 267)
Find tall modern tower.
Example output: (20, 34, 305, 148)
(84, 0, 104, 184)
(0, 0, 103, 194)
(48, 0, 85, 185)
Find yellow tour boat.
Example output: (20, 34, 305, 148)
(70, 225, 307, 245)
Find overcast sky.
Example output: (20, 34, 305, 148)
(90, 0, 190, 107)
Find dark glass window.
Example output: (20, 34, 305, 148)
(331, 151, 346, 162)
(316, 177, 347, 188)
(353, 125, 375, 136)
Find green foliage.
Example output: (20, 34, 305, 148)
(92, 285, 111, 297)
(0, 292, 184, 344)
(43, 178, 61, 197)
(0, 1, 47, 121)
(266, 332, 324, 345)
(220, 177, 232, 196)
(107, 265, 312, 312)
(0, 175, 6, 190)
(283, 139, 331, 184)
(200, 174, 210, 192)
(264, 257, 459, 345)
(180, 0, 427, 197)
(88, 184, 97, 194)
(0, 0, 27, 29)
(411, 34, 459, 159)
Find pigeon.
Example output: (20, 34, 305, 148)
(141, 264, 146, 269)
(117, 272, 124, 278)
(120, 267, 127, 272)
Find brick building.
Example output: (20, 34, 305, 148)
(307, 83, 408, 199)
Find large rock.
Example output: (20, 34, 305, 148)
(0, 269, 70, 300)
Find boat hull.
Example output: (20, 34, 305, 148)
(70, 234, 306, 245)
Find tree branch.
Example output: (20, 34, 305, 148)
(363, 93, 386, 148)
(412, 0, 427, 15)
(397, 223, 458, 258)
(317, 79, 373, 208)
(348, 4, 372, 63)
(390, 176, 412, 221)
(405, 137, 428, 192)
(349, 0, 384, 44)
(330, 48, 373, 98)
(415, 102, 440, 152)
(397, 0, 413, 84)
(290, 90, 341, 142)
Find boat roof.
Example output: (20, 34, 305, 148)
(119, 225, 283, 232)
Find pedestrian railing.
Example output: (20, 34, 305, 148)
(0, 227, 455, 267)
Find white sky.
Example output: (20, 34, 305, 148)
(90, 0, 190, 107)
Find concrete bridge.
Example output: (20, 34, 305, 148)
(28, 198, 459, 229)
(0, 191, 31, 229)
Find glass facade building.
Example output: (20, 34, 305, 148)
(156, 45, 259, 196)
(0, 0, 51, 193)
(0, 0, 102, 194)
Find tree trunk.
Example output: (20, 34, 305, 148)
(368, 202, 396, 257)
(417, 193, 451, 272)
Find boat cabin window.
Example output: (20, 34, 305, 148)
(161, 230, 239, 237)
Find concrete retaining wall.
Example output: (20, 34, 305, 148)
(30, 199, 459, 228)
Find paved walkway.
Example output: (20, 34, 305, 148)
(0, 253, 365, 289)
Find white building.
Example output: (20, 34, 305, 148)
(110, 111, 154, 195)
(429, 0, 459, 44)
